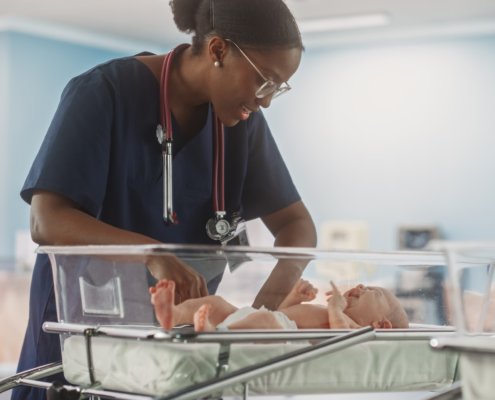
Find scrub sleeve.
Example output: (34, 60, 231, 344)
(13, 54, 300, 400)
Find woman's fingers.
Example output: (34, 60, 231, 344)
(198, 275, 208, 296)
(177, 266, 208, 303)
(184, 265, 208, 299)
(147, 255, 208, 303)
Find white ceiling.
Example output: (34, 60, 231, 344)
(1, 0, 495, 50)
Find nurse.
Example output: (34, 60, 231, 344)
(13, 0, 316, 398)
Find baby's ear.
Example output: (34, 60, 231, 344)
(372, 318, 393, 329)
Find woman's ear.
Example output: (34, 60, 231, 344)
(207, 36, 227, 66)
(372, 318, 393, 329)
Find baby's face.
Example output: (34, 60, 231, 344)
(342, 284, 398, 326)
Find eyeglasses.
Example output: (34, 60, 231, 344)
(225, 39, 291, 99)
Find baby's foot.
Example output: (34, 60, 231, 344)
(278, 279, 318, 309)
(193, 304, 216, 332)
(149, 280, 175, 330)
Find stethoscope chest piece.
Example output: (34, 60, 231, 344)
(206, 211, 231, 242)
(206, 211, 246, 245)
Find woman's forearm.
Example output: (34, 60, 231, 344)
(30, 191, 159, 246)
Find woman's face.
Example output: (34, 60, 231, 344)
(210, 42, 302, 127)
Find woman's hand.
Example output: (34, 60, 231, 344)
(253, 201, 317, 310)
(146, 254, 208, 303)
(30, 191, 208, 304)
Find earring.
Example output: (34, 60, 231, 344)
(214, 60, 221, 68)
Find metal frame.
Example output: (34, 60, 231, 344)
(2, 327, 377, 400)
(1, 322, 461, 400)
(421, 381, 463, 400)
(0, 362, 63, 393)
(3, 244, 475, 399)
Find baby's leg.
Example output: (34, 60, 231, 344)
(149, 279, 175, 329)
(193, 304, 216, 332)
(150, 279, 237, 330)
(226, 310, 284, 330)
(278, 279, 318, 310)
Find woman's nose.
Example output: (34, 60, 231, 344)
(256, 94, 273, 109)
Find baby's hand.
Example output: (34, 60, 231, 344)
(277, 279, 318, 310)
(326, 281, 347, 312)
(298, 279, 318, 301)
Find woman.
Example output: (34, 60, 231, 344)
(13, 0, 316, 398)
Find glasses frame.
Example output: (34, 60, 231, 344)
(225, 39, 291, 99)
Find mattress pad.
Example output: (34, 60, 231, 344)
(62, 333, 459, 396)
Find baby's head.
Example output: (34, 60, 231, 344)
(343, 284, 409, 329)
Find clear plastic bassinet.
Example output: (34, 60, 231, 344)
(23, 244, 464, 399)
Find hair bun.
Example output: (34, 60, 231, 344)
(170, 0, 303, 54)
(170, 0, 202, 33)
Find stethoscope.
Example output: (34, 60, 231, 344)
(155, 45, 244, 244)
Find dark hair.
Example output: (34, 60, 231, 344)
(169, 0, 303, 53)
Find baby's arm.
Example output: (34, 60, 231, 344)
(278, 279, 318, 310)
(327, 282, 360, 329)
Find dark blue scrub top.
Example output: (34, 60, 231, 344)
(13, 53, 300, 399)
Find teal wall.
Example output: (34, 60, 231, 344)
(265, 35, 495, 249)
(0, 34, 8, 258)
(1, 31, 127, 258)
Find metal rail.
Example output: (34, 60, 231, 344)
(156, 327, 375, 400)
(420, 381, 462, 400)
(15, 379, 152, 400)
(0, 362, 63, 393)
(44, 321, 456, 343)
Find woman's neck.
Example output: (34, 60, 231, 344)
(136, 46, 210, 109)
(169, 47, 212, 138)
(169, 46, 210, 110)
(136, 46, 212, 138)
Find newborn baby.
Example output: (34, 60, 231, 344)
(150, 279, 409, 331)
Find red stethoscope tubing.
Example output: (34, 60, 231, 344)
(213, 115, 225, 212)
(160, 46, 175, 142)
(159, 46, 225, 221)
